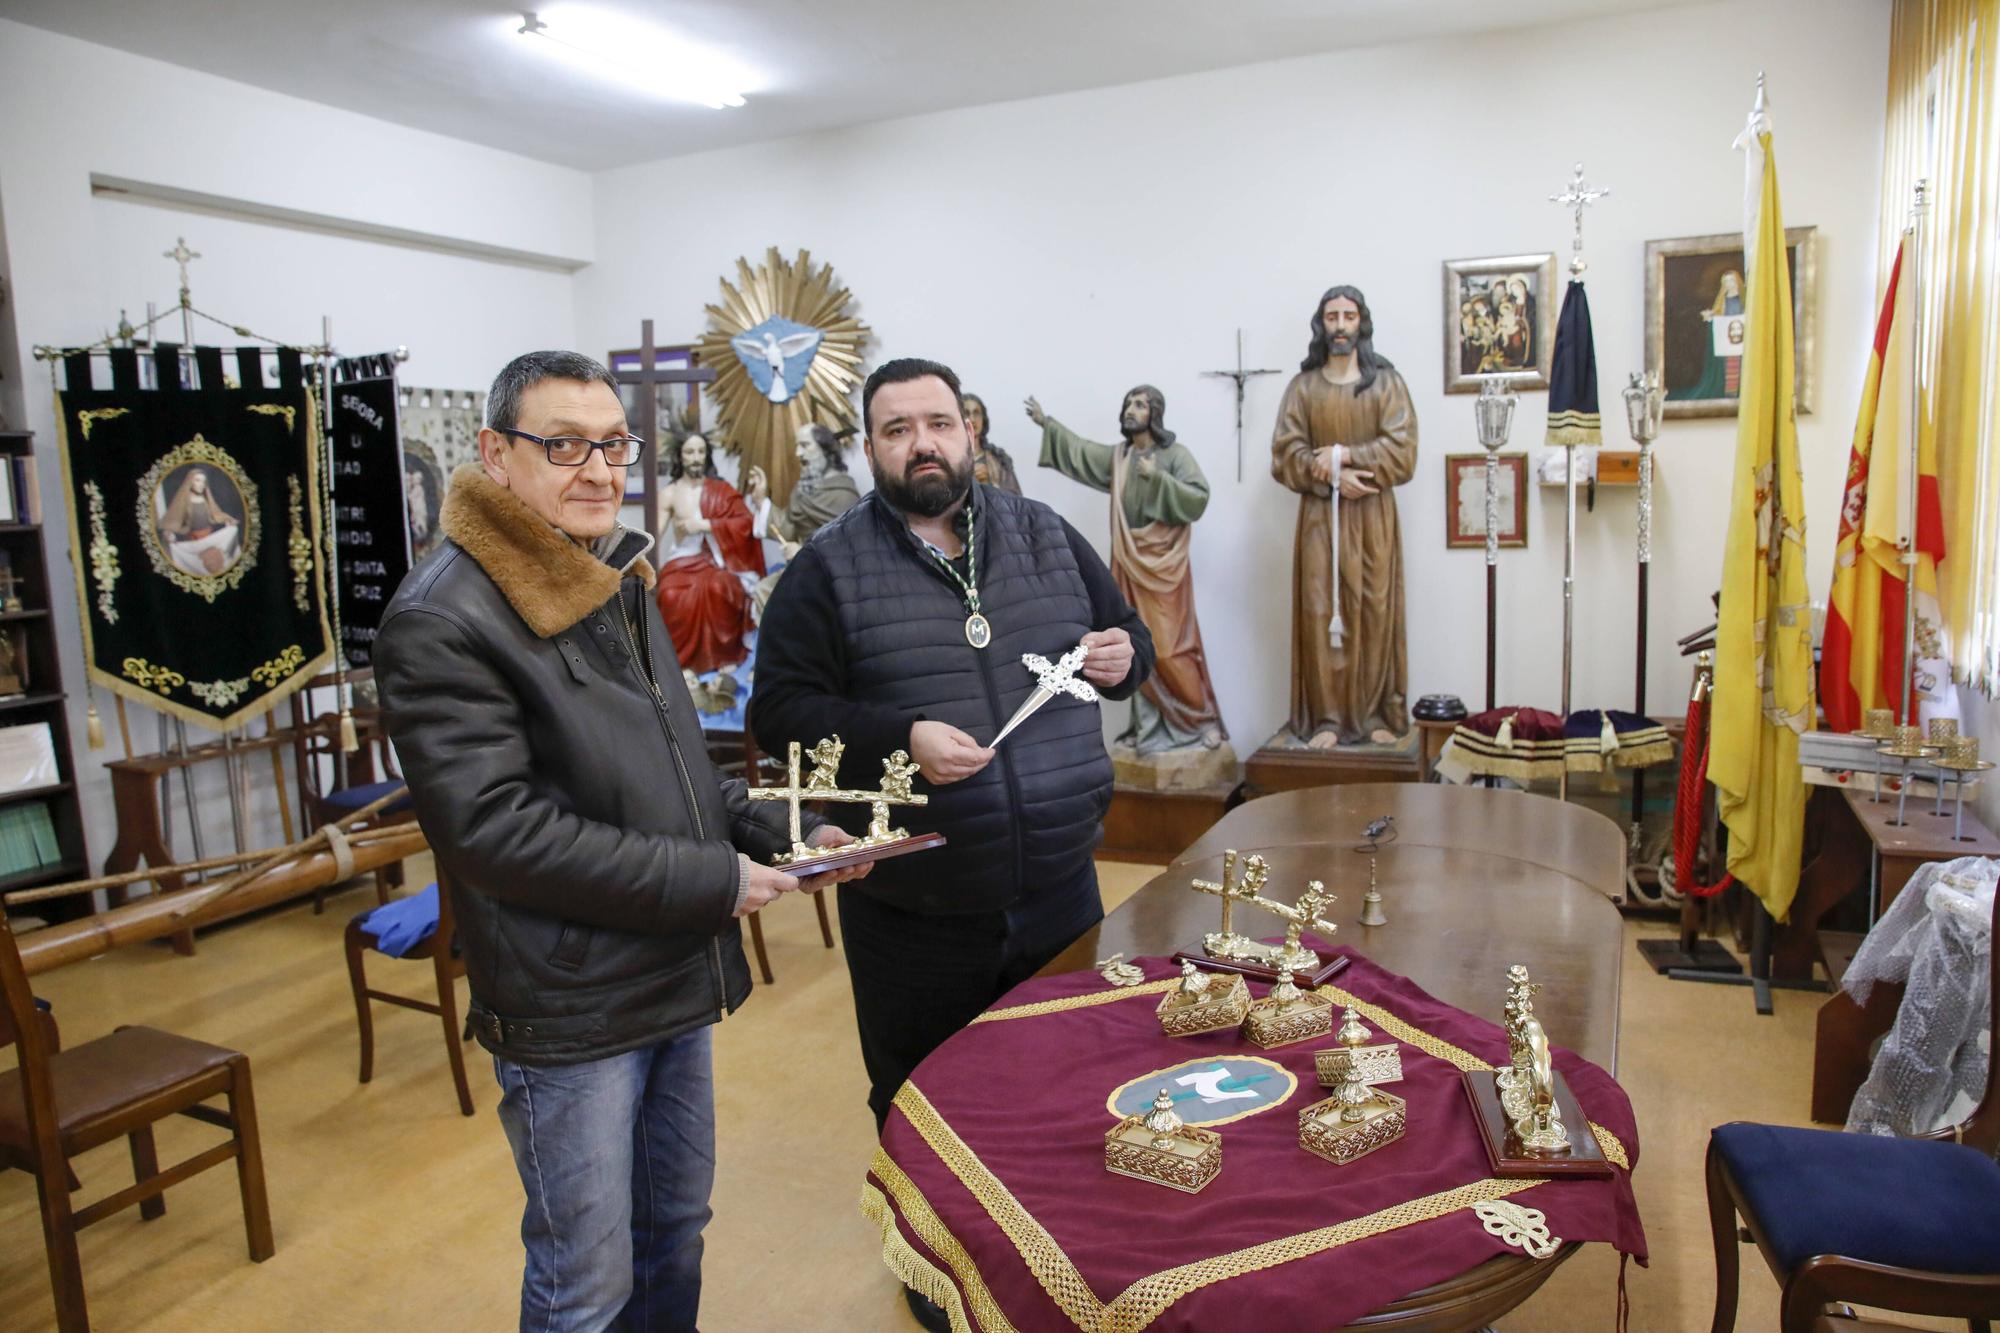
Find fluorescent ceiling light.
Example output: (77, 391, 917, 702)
(516, 7, 753, 110)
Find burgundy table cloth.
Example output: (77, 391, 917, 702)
(863, 940, 1646, 1333)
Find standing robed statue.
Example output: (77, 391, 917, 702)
(1271, 285, 1417, 748)
(1029, 386, 1233, 781)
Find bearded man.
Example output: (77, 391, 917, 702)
(1271, 284, 1418, 747)
(750, 357, 1153, 1330)
(656, 432, 764, 673)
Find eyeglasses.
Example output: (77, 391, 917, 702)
(501, 428, 646, 467)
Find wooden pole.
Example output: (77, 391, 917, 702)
(3, 823, 410, 906)
(114, 695, 133, 759)
(16, 826, 428, 976)
(266, 707, 296, 844)
(171, 784, 408, 923)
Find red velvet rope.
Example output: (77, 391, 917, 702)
(1672, 691, 1734, 899)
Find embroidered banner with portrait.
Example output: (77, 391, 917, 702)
(56, 349, 334, 730)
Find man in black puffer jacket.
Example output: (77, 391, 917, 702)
(377, 350, 864, 1333)
(752, 359, 1152, 1329)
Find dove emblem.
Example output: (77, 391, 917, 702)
(729, 317, 824, 404)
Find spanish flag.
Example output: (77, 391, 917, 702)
(1819, 240, 1948, 731)
(1711, 116, 1814, 922)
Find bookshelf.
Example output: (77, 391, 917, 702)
(0, 430, 91, 922)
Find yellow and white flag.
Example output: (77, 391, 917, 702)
(1710, 98, 1815, 922)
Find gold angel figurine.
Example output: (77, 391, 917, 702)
(805, 736, 845, 791)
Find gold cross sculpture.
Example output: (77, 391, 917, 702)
(746, 736, 929, 866)
(1189, 850, 1339, 973)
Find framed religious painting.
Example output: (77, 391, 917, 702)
(607, 343, 706, 501)
(1644, 227, 1817, 419)
(1443, 453, 1528, 549)
(1442, 254, 1557, 393)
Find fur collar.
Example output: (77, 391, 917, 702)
(438, 464, 655, 639)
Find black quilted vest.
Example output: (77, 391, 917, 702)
(809, 487, 1113, 914)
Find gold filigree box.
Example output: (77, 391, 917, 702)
(1315, 1044, 1403, 1086)
(1104, 1102, 1222, 1194)
(1155, 970, 1251, 1038)
(1242, 979, 1335, 1050)
(1299, 1089, 1408, 1166)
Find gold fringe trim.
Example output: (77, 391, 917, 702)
(1591, 1122, 1631, 1170)
(1106, 1178, 1541, 1332)
(862, 1163, 1018, 1333)
(894, 1083, 1106, 1327)
(972, 978, 1178, 1023)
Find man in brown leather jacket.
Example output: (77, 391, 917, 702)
(377, 350, 863, 1332)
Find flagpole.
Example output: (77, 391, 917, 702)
(1899, 180, 1928, 725)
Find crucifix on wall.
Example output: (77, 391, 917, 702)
(610, 319, 717, 540)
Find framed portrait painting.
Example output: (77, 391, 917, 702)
(1444, 453, 1528, 549)
(1644, 227, 1817, 419)
(1442, 254, 1558, 393)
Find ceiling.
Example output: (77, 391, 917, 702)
(1, 0, 1704, 171)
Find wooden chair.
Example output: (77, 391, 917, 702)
(343, 875, 475, 1116)
(0, 913, 274, 1332)
(289, 669, 410, 912)
(1706, 879, 2000, 1332)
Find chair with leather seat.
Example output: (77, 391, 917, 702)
(0, 914, 274, 1332)
(1706, 883, 2000, 1332)
(344, 874, 475, 1116)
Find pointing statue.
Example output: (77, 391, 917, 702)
(1029, 385, 1235, 787)
(1271, 285, 1417, 749)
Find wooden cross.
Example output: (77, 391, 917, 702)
(745, 738, 929, 864)
(611, 319, 718, 539)
(0, 566, 27, 613)
(1548, 163, 1609, 276)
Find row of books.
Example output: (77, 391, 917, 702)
(0, 801, 61, 878)
(0, 453, 35, 525)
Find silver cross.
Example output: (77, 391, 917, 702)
(1548, 164, 1609, 275)
(164, 236, 201, 296)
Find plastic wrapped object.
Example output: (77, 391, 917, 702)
(1844, 855, 1994, 1143)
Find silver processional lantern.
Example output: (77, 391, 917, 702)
(1621, 370, 1664, 846)
(1474, 381, 1518, 712)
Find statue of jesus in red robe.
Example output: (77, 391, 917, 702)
(656, 433, 765, 674)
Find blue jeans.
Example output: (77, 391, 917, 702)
(493, 1027, 716, 1332)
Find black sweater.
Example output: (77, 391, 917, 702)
(751, 486, 1152, 914)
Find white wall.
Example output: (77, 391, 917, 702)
(577, 0, 1892, 754)
(0, 18, 593, 871)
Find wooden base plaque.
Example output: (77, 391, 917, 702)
(1459, 1069, 1614, 1178)
(775, 832, 947, 876)
(1168, 949, 1351, 990)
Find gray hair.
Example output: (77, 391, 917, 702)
(486, 350, 620, 432)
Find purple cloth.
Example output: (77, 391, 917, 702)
(869, 940, 1645, 1331)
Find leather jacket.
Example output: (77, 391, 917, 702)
(376, 466, 804, 1065)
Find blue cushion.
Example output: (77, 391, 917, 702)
(355, 884, 439, 958)
(322, 779, 412, 817)
(1713, 1121, 2000, 1275)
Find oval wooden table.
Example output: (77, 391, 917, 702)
(1042, 783, 1629, 1333)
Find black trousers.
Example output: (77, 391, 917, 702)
(838, 863, 1105, 1132)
